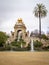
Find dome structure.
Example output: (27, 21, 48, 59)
(14, 18, 26, 29)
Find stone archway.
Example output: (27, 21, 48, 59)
(17, 30, 22, 41)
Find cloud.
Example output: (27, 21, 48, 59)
(0, 0, 49, 34)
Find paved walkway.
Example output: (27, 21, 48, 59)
(0, 52, 49, 65)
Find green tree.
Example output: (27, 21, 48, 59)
(0, 31, 7, 47)
(34, 3, 47, 41)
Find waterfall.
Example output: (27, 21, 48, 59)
(31, 39, 34, 51)
(21, 43, 23, 48)
(17, 31, 22, 41)
(17, 34, 20, 41)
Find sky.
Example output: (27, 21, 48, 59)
(0, 0, 49, 34)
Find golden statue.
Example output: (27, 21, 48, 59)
(17, 18, 23, 23)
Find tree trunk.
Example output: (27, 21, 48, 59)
(39, 12, 41, 41)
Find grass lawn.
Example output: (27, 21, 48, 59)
(0, 51, 49, 65)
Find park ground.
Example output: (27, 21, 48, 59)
(0, 52, 49, 65)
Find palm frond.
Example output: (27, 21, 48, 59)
(34, 3, 47, 17)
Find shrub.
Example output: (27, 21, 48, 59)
(27, 43, 31, 50)
(41, 34, 49, 40)
(42, 46, 49, 51)
(33, 40, 43, 47)
(11, 38, 26, 48)
(0, 47, 5, 51)
(5, 43, 11, 50)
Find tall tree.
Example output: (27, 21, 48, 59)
(0, 31, 8, 47)
(34, 3, 47, 41)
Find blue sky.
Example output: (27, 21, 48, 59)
(0, 0, 49, 34)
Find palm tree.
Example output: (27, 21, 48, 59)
(34, 3, 47, 41)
